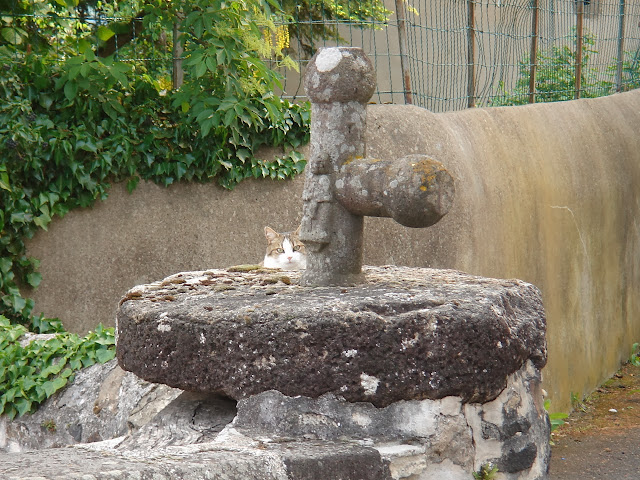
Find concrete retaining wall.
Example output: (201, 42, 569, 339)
(26, 89, 640, 412)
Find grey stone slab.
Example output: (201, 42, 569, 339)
(0, 440, 390, 480)
(116, 266, 546, 407)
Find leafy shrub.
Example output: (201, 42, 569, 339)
(490, 30, 640, 106)
(630, 343, 640, 367)
(0, 0, 310, 416)
(0, 0, 311, 329)
(491, 31, 608, 106)
(0, 316, 116, 419)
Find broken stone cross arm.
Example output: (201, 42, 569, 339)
(299, 47, 455, 286)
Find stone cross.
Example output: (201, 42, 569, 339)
(300, 47, 455, 286)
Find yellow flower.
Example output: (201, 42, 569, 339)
(275, 25, 289, 50)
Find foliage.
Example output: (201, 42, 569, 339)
(570, 391, 587, 412)
(0, 0, 310, 330)
(612, 52, 640, 91)
(473, 463, 499, 480)
(544, 399, 569, 432)
(0, 316, 116, 419)
(0, 1, 309, 417)
(281, 0, 392, 57)
(630, 343, 640, 367)
(491, 30, 610, 106)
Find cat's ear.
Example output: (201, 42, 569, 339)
(294, 225, 301, 236)
(264, 226, 278, 242)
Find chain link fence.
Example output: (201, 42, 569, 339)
(3, 0, 639, 112)
(277, 0, 640, 111)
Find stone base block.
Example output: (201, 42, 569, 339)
(116, 266, 547, 407)
(232, 359, 550, 479)
(107, 265, 550, 478)
(0, 361, 549, 479)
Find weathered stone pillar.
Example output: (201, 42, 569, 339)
(300, 47, 455, 286)
(300, 47, 376, 286)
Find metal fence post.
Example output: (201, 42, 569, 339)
(395, 0, 413, 104)
(467, 0, 476, 108)
(575, 0, 584, 100)
(529, 0, 540, 104)
(616, 0, 627, 92)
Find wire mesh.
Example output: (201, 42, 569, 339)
(2, 0, 639, 112)
(275, 0, 640, 110)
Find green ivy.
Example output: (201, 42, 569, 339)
(544, 398, 569, 433)
(1, 1, 310, 417)
(0, 8, 310, 328)
(473, 463, 499, 480)
(630, 343, 640, 367)
(0, 46, 308, 328)
(0, 316, 116, 419)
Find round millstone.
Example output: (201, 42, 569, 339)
(116, 266, 547, 407)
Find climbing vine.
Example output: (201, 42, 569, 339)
(0, 0, 310, 417)
(0, 1, 310, 327)
(0, 316, 116, 419)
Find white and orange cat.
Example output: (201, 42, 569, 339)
(263, 226, 307, 270)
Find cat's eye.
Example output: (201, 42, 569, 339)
(276, 248, 284, 254)
(293, 245, 302, 251)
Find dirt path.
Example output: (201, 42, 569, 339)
(549, 362, 640, 479)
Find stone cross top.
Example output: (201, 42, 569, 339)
(300, 47, 455, 286)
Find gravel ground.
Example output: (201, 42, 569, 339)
(549, 362, 640, 479)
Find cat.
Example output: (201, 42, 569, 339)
(263, 225, 307, 270)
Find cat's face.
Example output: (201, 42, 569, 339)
(263, 226, 307, 270)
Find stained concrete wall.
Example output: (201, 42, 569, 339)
(26, 88, 640, 412)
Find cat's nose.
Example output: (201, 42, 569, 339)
(287, 256, 293, 261)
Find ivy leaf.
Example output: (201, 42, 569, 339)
(3, 387, 18, 402)
(69, 358, 82, 370)
(21, 376, 37, 392)
(97, 26, 115, 42)
(11, 295, 26, 313)
(126, 176, 140, 194)
(41, 377, 67, 397)
(0, 170, 10, 191)
(34, 212, 51, 231)
(0, 257, 12, 274)
(175, 162, 187, 180)
(96, 349, 116, 364)
(26, 272, 43, 288)
(14, 397, 33, 417)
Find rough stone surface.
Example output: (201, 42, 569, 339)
(0, 440, 390, 480)
(0, 358, 181, 453)
(303, 47, 376, 104)
(466, 360, 551, 479)
(116, 265, 546, 407)
(231, 361, 549, 479)
(0, 361, 548, 479)
(114, 391, 237, 450)
(24, 88, 640, 417)
(300, 47, 374, 286)
(299, 47, 455, 286)
(335, 154, 455, 228)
